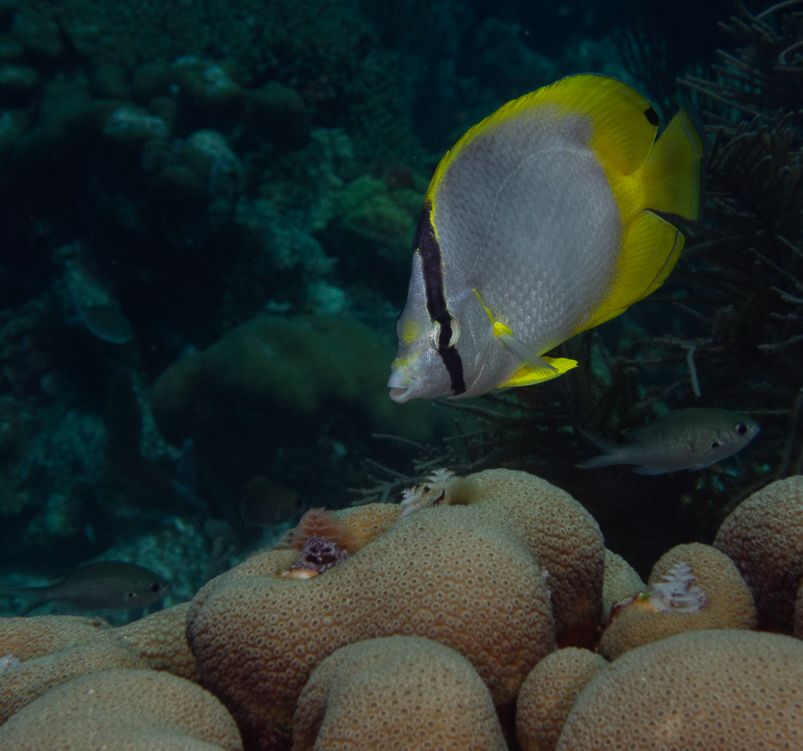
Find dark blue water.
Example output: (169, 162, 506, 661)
(0, 0, 793, 623)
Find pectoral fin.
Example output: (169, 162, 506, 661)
(496, 326, 557, 372)
(494, 322, 577, 388)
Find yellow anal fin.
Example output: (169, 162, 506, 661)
(581, 210, 685, 331)
(497, 356, 578, 389)
(642, 109, 703, 220)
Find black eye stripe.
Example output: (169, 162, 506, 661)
(435, 312, 453, 350)
(413, 200, 466, 395)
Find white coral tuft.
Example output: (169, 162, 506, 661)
(649, 561, 708, 613)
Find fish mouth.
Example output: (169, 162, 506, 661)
(388, 369, 414, 403)
(389, 386, 412, 403)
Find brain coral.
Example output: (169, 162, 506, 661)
(456, 469, 605, 646)
(796, 580, 803, 639)
(331, 503, 403, 550)
(601, 549, 646, 623)
(0, 637, 147, 724)
(114, 601, 198, 681)
(598, 543, 756, 660)
(0, 668, 242, 750)
(293, 636, 506, 751)
(0, 603, 199, 723)
(715, 475, 803, 630)
(0, 614, 111, 661)
(556, 630, 803, 750)
(516, 648, 607, 751)
(187, 474, 563, 740)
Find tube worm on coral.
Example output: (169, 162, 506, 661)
(649, 561, 708, 613)
(288, 508, 359, 554)
(400, 469, 461, 516)
(279, 508, 358, 577)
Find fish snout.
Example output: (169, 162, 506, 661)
(388, 367, 415, 403)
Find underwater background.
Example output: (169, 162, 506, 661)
(0, 0, 800, 627)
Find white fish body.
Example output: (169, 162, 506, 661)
(389, 74, 702, 402)
(578, 408, 760, 474)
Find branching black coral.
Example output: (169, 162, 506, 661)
(675, 1, 803, 477)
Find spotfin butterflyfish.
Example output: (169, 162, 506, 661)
(388, 74, 703, 402)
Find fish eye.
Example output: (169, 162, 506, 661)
(150, 582, 162, 593)
(735, 422, 749, 436)
(711, 440, 721, 449)
(428, 317, 459, 351)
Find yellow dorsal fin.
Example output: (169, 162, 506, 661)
(427, 74, 660, 203)
(497, 356, 578, 389)
(580, 210, 684, 331)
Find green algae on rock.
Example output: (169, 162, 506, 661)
(151, 314, 450, 445)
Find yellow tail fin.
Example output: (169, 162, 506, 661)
(573, 110, 702, 335)
(642, 109, 703, 220)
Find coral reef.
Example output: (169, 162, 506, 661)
(0, 0, 801, 747)
(715, 475, 803, 631)
(0, 668, 242, 750)
(0, 603, 198, 722)
(516, 648, 607, 751)
(557, 630, 803, 750)
(187, 470, 578, 741)
(293, 636, 506, 751)
(598, 543, 756, 660)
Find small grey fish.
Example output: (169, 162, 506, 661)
(578, 408, 760, 475)
(4, 562, 171, 615)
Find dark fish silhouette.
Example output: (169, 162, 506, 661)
(4, 561, 171, 615)
(241, 475, 301, 527)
